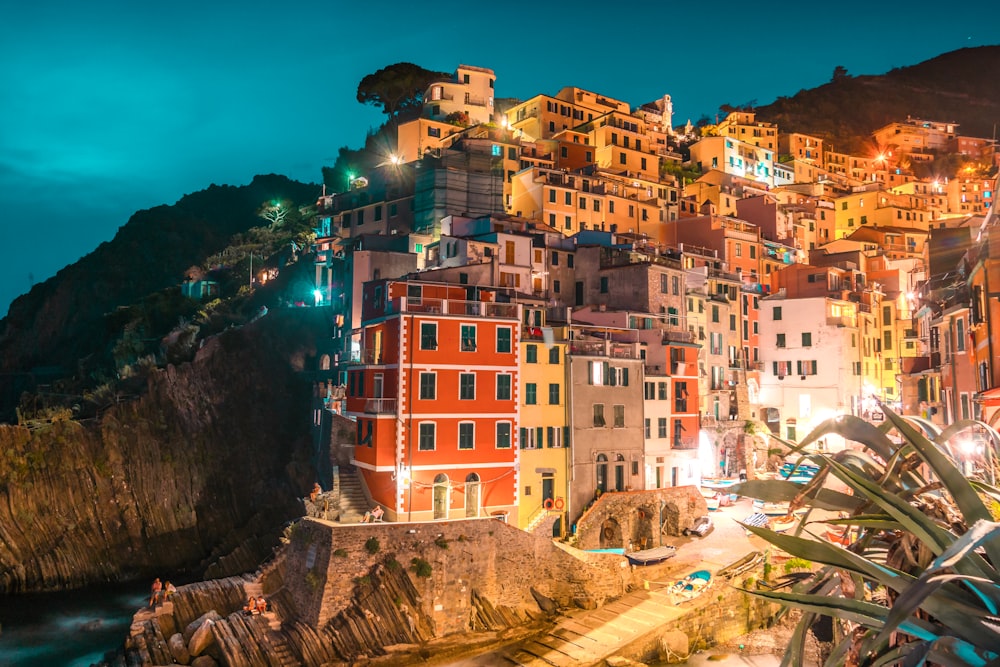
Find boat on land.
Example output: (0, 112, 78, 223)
(626, 545, 677, 566)
(700, 487, 721, 510)
(667, 570, 712, 604)
(825, 526, 853, 546)
(717, 551, 764, 580)
(752, 499, 792, 516)
(771, 516, 799, 533)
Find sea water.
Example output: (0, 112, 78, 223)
(0, 582, 147, 667)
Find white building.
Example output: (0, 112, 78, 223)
(758, 294, 863, 448)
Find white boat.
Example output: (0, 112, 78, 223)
(667, 570, 712, 605)
(752, 499, 791, 516)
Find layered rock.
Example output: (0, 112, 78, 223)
(0, 310, 324, 593)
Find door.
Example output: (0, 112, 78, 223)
(614, 454, 626, 491)
(541, 474, 554, 507)
(465, 473, 480, 518)
(373, 373, 383, 399)
(433, 474, 449, 519)
(575, 281, 584, 306)
(596, 454, 608, 493)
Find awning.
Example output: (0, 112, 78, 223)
(974, 387, 1000, 406)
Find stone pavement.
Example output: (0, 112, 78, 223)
(446, 497, 777, 666)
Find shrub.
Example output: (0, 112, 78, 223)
(364, 536, 380, 554)
(410, 558, 432, 578)
(333, 548, 348, 558)
(434, 536, 449, 549)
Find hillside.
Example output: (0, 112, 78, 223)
(752, 46, 1000, 153)
(0, 174, 321, 421)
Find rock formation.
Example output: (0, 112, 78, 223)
(0, 309, 325, 593)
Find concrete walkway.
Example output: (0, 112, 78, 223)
(448, 498, 775, 666)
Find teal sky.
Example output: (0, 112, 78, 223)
(0, 0, 995, 316)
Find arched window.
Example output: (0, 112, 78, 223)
(433, 474, 449, 520)
(465, 473, 481, 518)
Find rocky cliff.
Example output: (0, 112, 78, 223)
(0, 309, 327, 594)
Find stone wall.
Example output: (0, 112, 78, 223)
(573, 487, 707, 551)
(615, 562, 782, 664)
(281, 516, 632, 636)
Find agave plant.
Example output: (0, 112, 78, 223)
(733, 405, 1000, 667)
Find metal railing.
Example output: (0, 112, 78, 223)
(363, 398, 397, 414)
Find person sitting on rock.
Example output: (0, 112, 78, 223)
(256, 596, 268, 614)
(310, 482, 322, 502)
(244, 596, 257, 614)
(164, 581, 177, 601)
(149, 578, 162, 608)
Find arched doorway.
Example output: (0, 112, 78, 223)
(596, 454, 608, 494)
(614, 453, 626, 491)
(433, 474, 449, 520)
(319, 354, 331, 371)
(599, 518, 623, 549)
(465, 473, 480, 517)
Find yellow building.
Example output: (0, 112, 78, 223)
(829, 189, 932, 240)
(505, 87, 628, 143)
(510, 166, 675, 236)
(716, 111, 778, 151)
(517, 323, 570, 537)
(423, 64, 496, 126)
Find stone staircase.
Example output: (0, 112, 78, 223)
(243, 580, 303, 666)
(337, 467, 369, 523)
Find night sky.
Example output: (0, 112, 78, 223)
(1, 0, 995, 316)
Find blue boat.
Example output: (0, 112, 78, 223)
(667, 569, 712, 604)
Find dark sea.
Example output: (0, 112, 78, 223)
(0, 582, 146, 667)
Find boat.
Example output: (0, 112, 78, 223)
(705, 494, 720, 511)
(825, 527, 853, 546)
(771, 516, 798, 533)
(717, 551, 764, 580)
(752, 499, 791, 516)
(667, 570, 712, 604)
(626, 545, 677, 566)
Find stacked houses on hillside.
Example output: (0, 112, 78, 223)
(309, 64, 1000, 532)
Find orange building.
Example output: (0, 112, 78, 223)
(345, 280, 521, 523)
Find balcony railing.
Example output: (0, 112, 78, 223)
(567, 341, 639, 359)
(363, 398, 397, 414)
(387, 297, 519, 319)
(673, 436, 698, 450)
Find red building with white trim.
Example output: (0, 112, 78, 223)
(345, 279, 521, 522)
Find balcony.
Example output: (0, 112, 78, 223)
(567, 340, 639, 359)
(387, 297, 519, 320)
(662, 329, 694, 344)
(672, 436, 698, 450)
(363, 398, 398, 414)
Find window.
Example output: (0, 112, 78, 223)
(496, 422, 511, 449)
(802, 332, 812, 347)
(418, 423, 436, 451)
(525, 383, 537, 405)
(600, 277, 609, 293)
(549, 383, 560, 405)
(460, 324, 476, 351)
(458, 423, 474, 450)
(567, 254, 574, 268)
(776, 333, 786, 348)
(658, 417, 668, 438)
(496, 373, 511, 400)
(419, 372, 436, 400)
(712, 305, 719, 323)
(553, 279, 560, 293)
(660, 274, 669, 294)
(526, 344, 537, 363)
(730, 314, 737, 331)
(549, 347, 560, 364)
(644, 382, 655, 400)
(496, 326, 512, 353)
(644, 418, 651, 438)
(613, 404, 625, 428)
(658, 382, 668, 400)
(420, 322, 438, 350)
(797, 360, 818, 375)
(674, 382, 688, 412)
(593, 403, 606, 427)
(552, 251, 559, 266)
(956, 318, 965, 352)
(672, 275, 680, 295)
(773, 306, 782, 321)
(459, 373, 475, 400)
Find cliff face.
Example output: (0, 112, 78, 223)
(0, 309, 326, 593)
